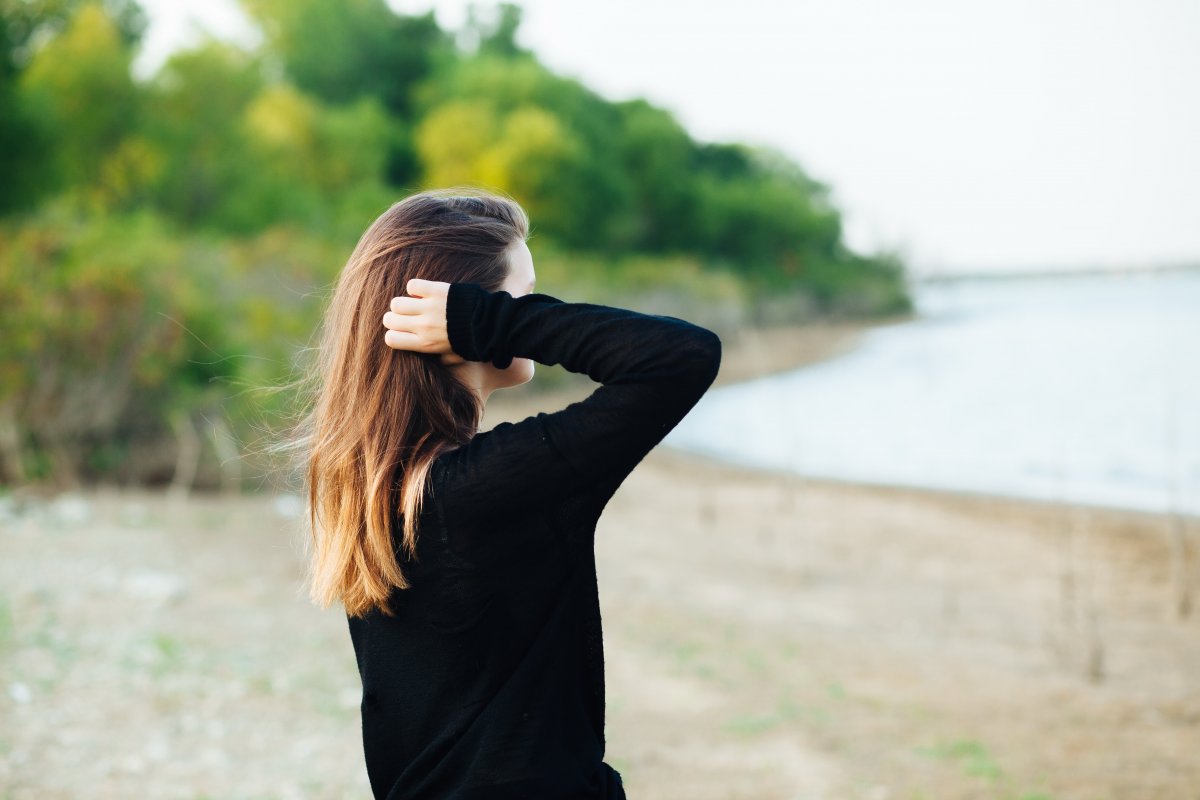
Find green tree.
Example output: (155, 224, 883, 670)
(614, 99, 701, 251)
(141, 39, 264, 225)
(693, 145, 843, 278)
(415, 54, 632, 248)
(240, 0, 447, 185)
(479, 106, 589, 242)
(229, 84, 393, 234)
(0, 69, 48, 213)
(0, 211, 227, 482)
(414, 99, 498, 188)
(415, 100, 599, 244)
(462, 2, 527, 59)
(16, 2, 140, 206)
(0, 0, 145, 73)
(241, 0, 448, 117)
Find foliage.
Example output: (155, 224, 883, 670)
(0, 206, 338, 483)
(0, 208, 218, 481)
(414, 54, 633, 249)
(242, 0, 448, 116)
(0, 0, 911, 487)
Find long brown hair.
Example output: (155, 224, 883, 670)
(298, 189, 529, 618)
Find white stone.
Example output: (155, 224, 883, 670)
(123, 571, 187, 603)
(50, 493, 91, 525)
(339, 686, 361, 709)
(8, 682, 32, 705)
(144, 737, 171, 762)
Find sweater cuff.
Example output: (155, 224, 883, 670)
(445, 282, 516, 368)
(445, 282, 483, 361)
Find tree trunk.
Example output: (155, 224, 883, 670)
(0, 402, 24, 485)
(169, 411, 201, 501)
(208, 415, 242, 496)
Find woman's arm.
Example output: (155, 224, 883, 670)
(384, 278, 722, 544)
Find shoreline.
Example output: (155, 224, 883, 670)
(490, 315, 1188, 523)
(659, 444, 1200, 523)
(485, 317, 889, 420)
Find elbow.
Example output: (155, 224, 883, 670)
(703, 329, 723, 387)
(684, 327, 722, 392)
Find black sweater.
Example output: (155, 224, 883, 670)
(346, 282, 722, 799)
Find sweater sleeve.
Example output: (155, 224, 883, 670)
(431, 281, 721, 542)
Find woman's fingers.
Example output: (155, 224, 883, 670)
(405, 278, 449, 298)
(382, 310, 414, 330)
(383, 321, 443, 350)
(383, 329, 422, 350)
(382, 309, 443, 336)
(389, 295, 421, 315)
(384, 278, 452, 354)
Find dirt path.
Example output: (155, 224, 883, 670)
(2, 455, 1196, 799)
(598, 452, 1200, 800)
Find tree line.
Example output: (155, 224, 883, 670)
(0, 0, 911, 488)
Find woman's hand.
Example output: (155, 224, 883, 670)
(382, 278, 466, 366)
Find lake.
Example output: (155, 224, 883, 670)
(665, 269, 1200, 516)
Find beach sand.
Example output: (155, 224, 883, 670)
(1, 321, 1197, 799)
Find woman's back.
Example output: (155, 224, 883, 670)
(348, 281, 721, 799)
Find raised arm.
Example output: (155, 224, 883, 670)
(387, 279, 722, 550)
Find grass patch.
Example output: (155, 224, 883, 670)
(743, 648, 768, 675)
(149, 633, 185, 678)
(915, 737, 1004, 782)
(722, 697, 828, 736)
(723, 712, 785, 736)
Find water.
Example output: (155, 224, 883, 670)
(665, 270, 1200, 516)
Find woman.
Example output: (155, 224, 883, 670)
(300, 189, 721, 799)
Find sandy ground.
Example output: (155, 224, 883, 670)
(2, 321, 1198, 799)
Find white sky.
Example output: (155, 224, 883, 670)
(136, 0, 1200, 276)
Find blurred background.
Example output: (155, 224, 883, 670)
(0, 1, 1197, 798)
